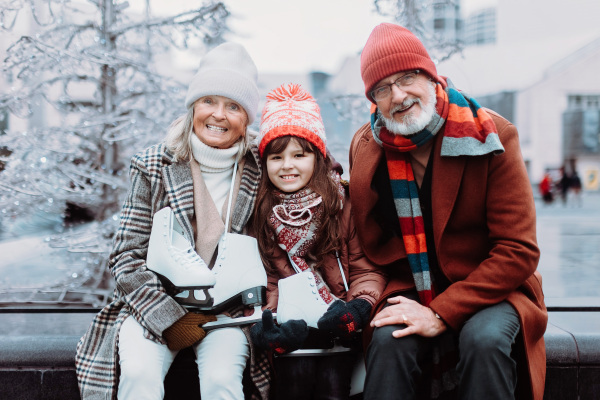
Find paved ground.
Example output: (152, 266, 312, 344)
(535, 191, 600, 301)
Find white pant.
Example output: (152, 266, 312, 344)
(117, 316, 249, 400)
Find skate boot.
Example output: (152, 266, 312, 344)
(147, 207, 216, 301)
(175, 232, 268, 328)
(276, 270, 331, 328)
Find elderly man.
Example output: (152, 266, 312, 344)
(349, 23, 547, 400)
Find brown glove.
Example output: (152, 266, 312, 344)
(163, 312, 217, 351)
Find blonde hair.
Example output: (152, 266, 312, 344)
(165, 103, 250, 162)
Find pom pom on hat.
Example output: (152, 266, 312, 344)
(360, 23, 439, 103)
(185, 42, 259, 124)
(259, 83, 326, 157)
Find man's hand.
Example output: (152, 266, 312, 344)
(370, 296, 446, 338)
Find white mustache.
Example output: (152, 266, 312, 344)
(390, 99, 420, 114)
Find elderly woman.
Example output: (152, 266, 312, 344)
(75, 42, 270, 400)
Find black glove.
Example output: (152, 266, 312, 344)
(250, 309, 309, 355)
(317, 299, 372, 339)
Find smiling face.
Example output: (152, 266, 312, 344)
(266, 137, 316, 193)
(192, 95, 248, 149)
(375, 72, 437, 136)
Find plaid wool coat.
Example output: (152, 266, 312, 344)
(75, 141, 271, 400)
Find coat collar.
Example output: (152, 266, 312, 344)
(161, 160, 196, 245)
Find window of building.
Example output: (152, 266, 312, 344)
(568, 94, 600, 110)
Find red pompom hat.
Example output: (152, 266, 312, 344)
(360, 23, 440, 103)
(259, 83, 326, 157)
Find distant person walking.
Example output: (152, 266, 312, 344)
(570, 171, 583, 207)
(539, 172, 554, 205)
(558, 167, 570, 206)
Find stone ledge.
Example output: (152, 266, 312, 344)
(0, 335, 79, 368)
(0, 310, 598, 399)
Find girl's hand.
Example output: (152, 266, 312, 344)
(250, 309, 308, 355)
(317, 298, 372, 339)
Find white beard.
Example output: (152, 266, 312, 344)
(379, 83, 437, 136)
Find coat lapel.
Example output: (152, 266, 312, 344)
(161, 161, 196, 245)
(350, 134, 382, 212)
(431, 132, 466, 249)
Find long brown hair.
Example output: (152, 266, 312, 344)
(253, 136, 342, 271)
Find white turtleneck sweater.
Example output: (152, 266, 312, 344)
(190, 134, 239, 216)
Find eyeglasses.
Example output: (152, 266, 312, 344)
(370, 70, 421, 102)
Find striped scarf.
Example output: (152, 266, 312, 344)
(371, 82, 504, 306)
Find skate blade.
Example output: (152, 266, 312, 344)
(175, 288, 214, 308)
(156, 273, 215, 293)
(279, 343, 354, 357)
(202, 307, 275, 330)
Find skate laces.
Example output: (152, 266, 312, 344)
(169, 245, 206, 270)
(182, 248, 206, 269)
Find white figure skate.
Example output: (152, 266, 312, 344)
(176, 232, 270, 330)
(276, 270, 331, 329)
(147, 207, 216, 301)
(173, 160, 270, 330)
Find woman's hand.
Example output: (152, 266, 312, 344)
(163, 312, 217, 351)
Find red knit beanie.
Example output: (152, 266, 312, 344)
(259, 83, 326, 157)
(360, 23, 439, 103)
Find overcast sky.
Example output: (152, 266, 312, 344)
(147, 0, 497, 75)
(222, 0, 392, 74)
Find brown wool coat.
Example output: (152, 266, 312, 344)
(348, 110, 547, 400)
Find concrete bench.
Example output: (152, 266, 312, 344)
(0, 306, 599, 399)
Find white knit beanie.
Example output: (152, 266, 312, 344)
(185, 42, 260, 124)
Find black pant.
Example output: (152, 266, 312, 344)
(363, 295, 520, 400)
(273, 352, 356, 400)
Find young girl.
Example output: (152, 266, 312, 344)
(250, 83, 387, 400)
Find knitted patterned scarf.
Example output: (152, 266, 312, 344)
(371, 82, 504, 399)
(371, 82, 504, 306)
(268, 173, 345, 304)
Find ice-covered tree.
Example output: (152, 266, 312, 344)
(373, 0, 462, 63)
(0, 0, 229, 303)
